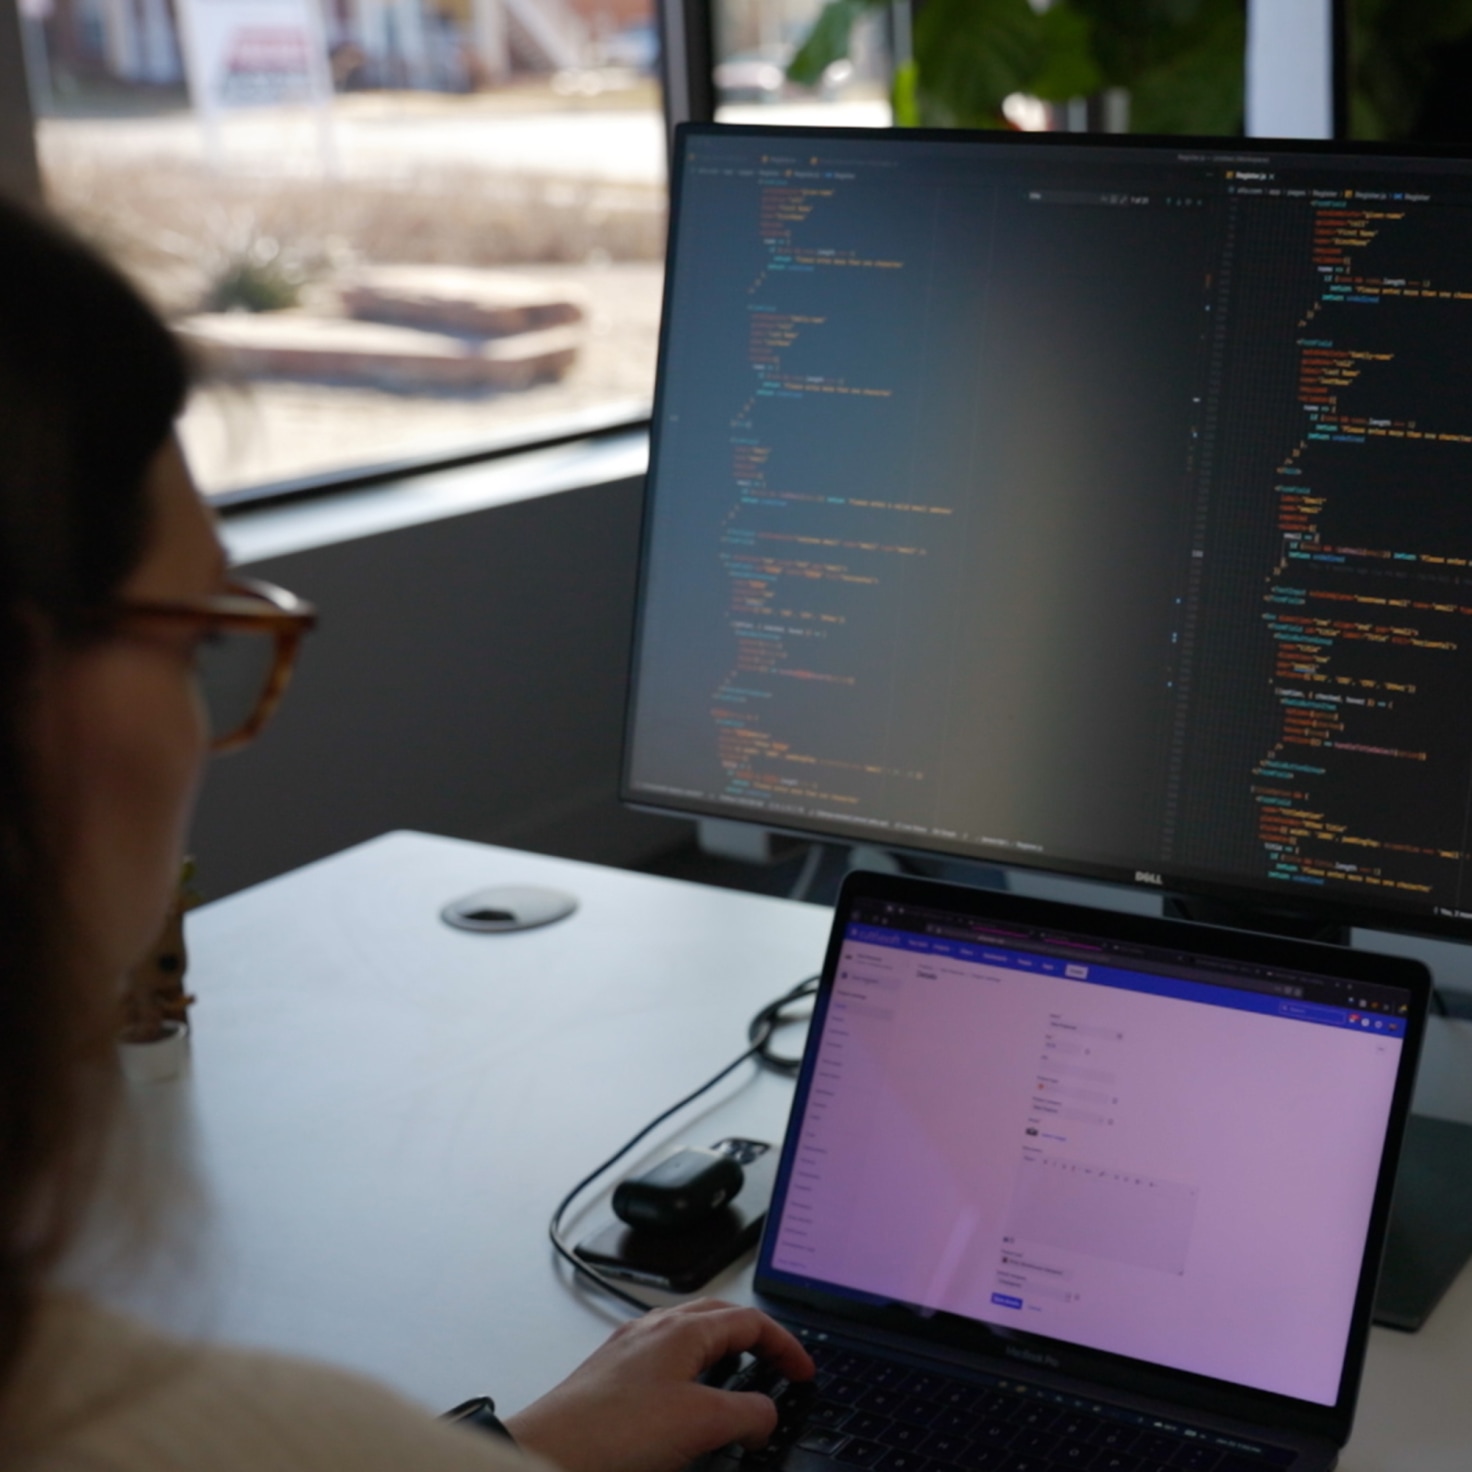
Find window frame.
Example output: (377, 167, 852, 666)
(0, 0, 41, 203)
(655, 0, 716, 139)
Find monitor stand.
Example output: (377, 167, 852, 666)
(1165, 894, 1472, 1332)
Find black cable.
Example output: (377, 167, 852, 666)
(549, 972, 820, 1313)
(747, 972, 820, 1076)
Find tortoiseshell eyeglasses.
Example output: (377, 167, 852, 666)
(109, 577, 319, 753)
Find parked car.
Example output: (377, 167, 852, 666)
(714, 45, 855, 105)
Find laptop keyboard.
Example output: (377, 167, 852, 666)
(717, 1329, 1295, 1472)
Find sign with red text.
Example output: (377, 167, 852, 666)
(176, 0, 332, 113)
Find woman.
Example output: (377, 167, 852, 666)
(0, 194, 811, 1469)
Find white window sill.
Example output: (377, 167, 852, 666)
(220, 428, 650, 565)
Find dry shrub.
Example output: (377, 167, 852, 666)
(40, 149, 666, 319)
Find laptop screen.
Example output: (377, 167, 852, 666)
(760, 886, 1419, 1408)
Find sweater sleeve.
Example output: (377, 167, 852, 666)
(7, 1296, 558, 1472)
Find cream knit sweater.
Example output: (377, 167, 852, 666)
(1, 1294, 547, 1472)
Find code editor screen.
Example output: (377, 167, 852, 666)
(626, 129, 1472, 927)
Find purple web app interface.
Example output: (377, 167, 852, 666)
(767, 914, 1407, 1407)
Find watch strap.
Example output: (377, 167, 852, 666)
(443, 1395, 518, 1443)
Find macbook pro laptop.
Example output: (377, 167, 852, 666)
(718, 872, 1429, 1472)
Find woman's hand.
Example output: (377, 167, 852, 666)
(503, 1299, 816, 1472)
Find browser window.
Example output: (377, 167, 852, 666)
(770, 918, 1405, 1405)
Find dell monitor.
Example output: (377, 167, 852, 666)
(623, 124, 1472, 1328)
(626, 124, 1472, 947)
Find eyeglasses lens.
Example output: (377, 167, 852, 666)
(196, 628, 277, 744)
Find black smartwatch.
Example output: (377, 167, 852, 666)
(443, 1395, 518, 1443)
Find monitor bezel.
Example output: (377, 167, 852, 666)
(623, 121, 1472, 946)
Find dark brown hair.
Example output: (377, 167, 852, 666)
(0, 195, 188, 1389)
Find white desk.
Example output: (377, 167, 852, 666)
(113, 832, 1472, 1471)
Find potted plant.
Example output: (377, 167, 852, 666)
(118, 860, 200, 1082)
(790, 0, 1472, 139)
(788, 0, 1247, 135)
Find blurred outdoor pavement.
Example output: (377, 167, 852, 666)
(37, 92, 889, 185)
(40, 93, 671, 184)
(36, 90, 887, 492)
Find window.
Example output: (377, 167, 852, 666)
(7, 0, 900, 499)
(17, 0, 667, 497)
(711, 0, 891, 127)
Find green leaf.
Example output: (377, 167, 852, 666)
(1125, 0, 1245, 134)
(1346, 0, 1472, 139)
(913, 0, 1054, 127)
(892, 58, 921, 127)
(1030, 4, 1103, 102)
(787, 0, 882, 86)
